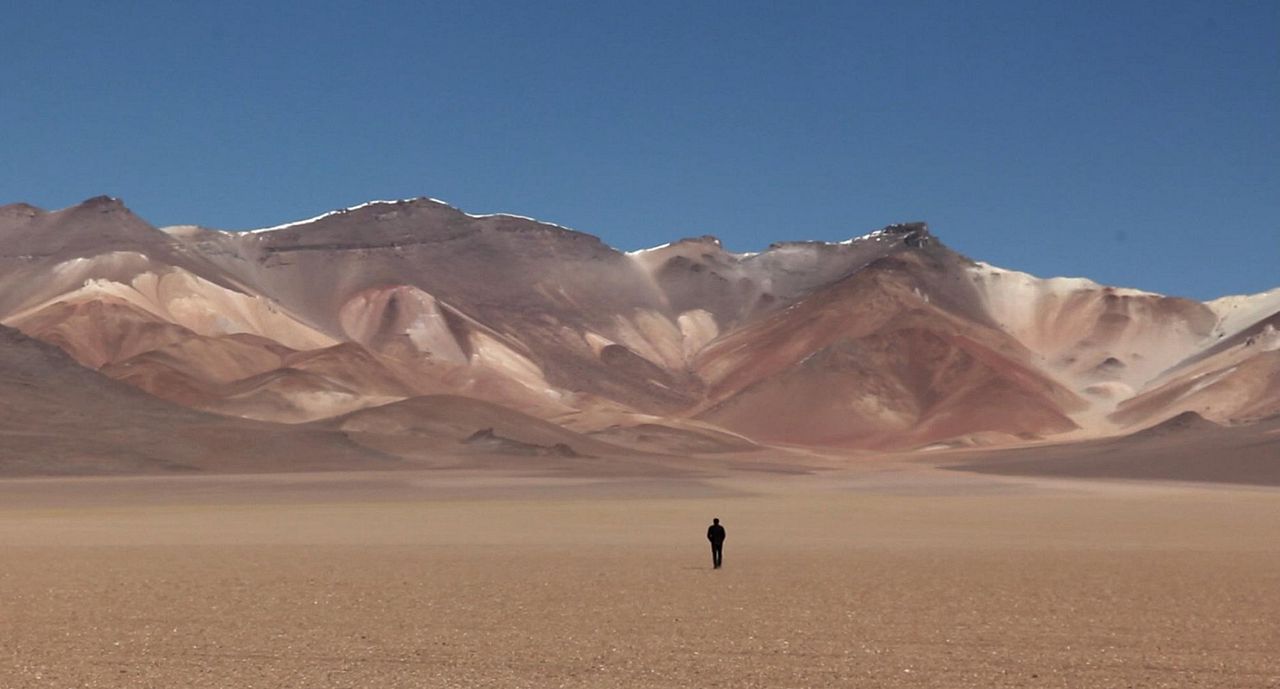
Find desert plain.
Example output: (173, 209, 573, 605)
(2, 457, 1277, 689)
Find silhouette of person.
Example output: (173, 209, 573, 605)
(707, 518, 726, 569)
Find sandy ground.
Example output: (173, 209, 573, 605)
(1, 466, 1278, 688)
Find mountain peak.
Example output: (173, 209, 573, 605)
(244, 198, 433, 233)
(882, 222, 932, 247)
(663, 235, 725, 251)
(78, 195, 127, 211)
(1, 194, 1278, 471)
(0, 202, 45, 216)
(762, 222, 935, 252)
(0, 203, 46, 230)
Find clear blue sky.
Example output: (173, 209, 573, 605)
(2, 1, 1276, 299)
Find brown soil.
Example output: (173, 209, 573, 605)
(1, 468, 1276, 688)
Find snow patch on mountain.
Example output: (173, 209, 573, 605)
(245, 199, 417, 233)
(240, 196, 582, 235)
(836, 228, 890, 245)
(625, 242, 674, 256)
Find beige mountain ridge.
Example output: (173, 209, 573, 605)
(1, 196, 1276, 478)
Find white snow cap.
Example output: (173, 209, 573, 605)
(244, 199, 416, 233)
(627, 227, 894, 258)
(836, 228, 889, 245)
(241, 196, 576, 234)
(625, 242, 673, 256)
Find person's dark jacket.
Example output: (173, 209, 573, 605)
(707, 524, 726, 544)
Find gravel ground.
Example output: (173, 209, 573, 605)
(1, 472, 1277, 688)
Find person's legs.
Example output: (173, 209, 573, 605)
(712, 543, 722, 568)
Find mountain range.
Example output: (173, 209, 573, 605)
(1, 196, 1276, 475)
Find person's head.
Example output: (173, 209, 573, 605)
(713, 518, 719, 525)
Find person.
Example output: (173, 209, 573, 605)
(706, 518, 726, 569)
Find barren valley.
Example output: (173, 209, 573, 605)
(2, 467, 1277, 688)
(1, 196, 1277, 687)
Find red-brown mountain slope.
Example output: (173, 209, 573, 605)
(1, 196, 1276, 462)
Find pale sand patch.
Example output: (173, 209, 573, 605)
(1, 470, 1277, 688)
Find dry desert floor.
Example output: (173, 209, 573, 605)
(1, 465, 1278, 688)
